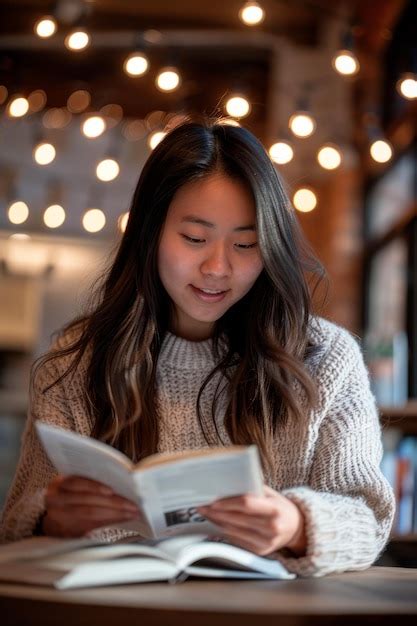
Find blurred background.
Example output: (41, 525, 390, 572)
(0, 0, 416, 563)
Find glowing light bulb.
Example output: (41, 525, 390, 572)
(289, 112, 315, 138)
(34, 16, 57, 38)
(96, 159, 120, 181)
(65, 30, 90, 51)
(269, 142, 293, 165)
(33, 142, 56, 165)
(156, 68, 181, 92)
(332, 50, 360, 76)
(118, 212, 129, 233)
(225, 95, 251, 119)
(148, 131, 166, 150)
(397, 73, 417, 100)
(124, 53, 149, 76)
(8, 96, 29, 118)
(317, 144, 342, 170)
(82, 209, 106, 233)
(82, 115, 106, 138)
(43, 204, 66, 228)
(7, 201, 29, 224)
(239, 1, 265, 26)
(293, 188, 317, 213)
(370, 139, 392, 163)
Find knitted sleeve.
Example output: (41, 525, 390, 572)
(275, 329, 395, 577)
(0, 356, 76, 543)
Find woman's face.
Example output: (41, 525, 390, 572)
(158, 173, 263, 341)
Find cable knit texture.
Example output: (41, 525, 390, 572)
(0, 316, 395, 577)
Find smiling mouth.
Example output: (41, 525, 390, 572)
(197, 288, 227, 294)
(190, 285, 230, 301)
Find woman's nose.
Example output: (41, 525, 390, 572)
(200, 243, 232, 278)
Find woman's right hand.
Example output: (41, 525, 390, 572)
(41, 475, 141, 537)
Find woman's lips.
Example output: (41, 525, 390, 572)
(190, 285, 229, 303)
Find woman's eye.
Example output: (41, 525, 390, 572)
(181, 234, 205, 244)
(235, 243, 258, 249)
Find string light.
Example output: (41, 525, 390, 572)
(122, 119, 147, 141)
(34, 16, 57, 38)
(96, 159, 120, 181)
(43, 204, 66, 228)
(332, 49, 360, 76)
(82, 208, 106, 233)
(148, 130, 166, 150)
(100, 104, 124, 128)
(269, 142, 293, 165)
(370, 139, 393, 163)
(238, 2, 265, 26)
(225, 95, 251, 118)
(124, 52, 149, 76)
(293, 188, 317, 213)
(28, 89, 47, 113)
(7, 201, 29, 224)
(82, 115, 106, 138)
(7, 96, 29, 118)
(67, 90, 91, 113)
(33, 142, 56, 165)
(396, 73, 417, 100)
(43, 107, 72, 129)
(317, 144, 342, 170)
(118, 212, 129, 233)
(65, 30, 90, 51)
(156, 68, 181, 92)
(289, 112, 316, 138)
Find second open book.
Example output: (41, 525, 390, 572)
(0, 534, 295, 588)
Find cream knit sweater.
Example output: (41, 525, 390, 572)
(0, 316, 395, 577)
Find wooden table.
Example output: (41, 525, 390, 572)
(1, 566, 417, 626)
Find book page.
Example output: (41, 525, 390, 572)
(134, 446, 264, 538)
(36, 423, 137, 502)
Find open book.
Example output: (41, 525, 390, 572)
(36, 423, 264, 539)
(0, 535, 295, 589)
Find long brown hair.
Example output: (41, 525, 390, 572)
(35, 118, 325, 473)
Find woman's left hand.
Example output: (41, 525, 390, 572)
(198, 485, 307, 557)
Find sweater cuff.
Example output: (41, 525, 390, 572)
(274, 487, 378, 577)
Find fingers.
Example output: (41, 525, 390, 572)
(198, 488, 303, 556)
(43, 508, 141, 538)
(47, 475, 138, 510)
(43, 475, 142, 538)
(204, 494, 278, 516)
(52, 475, 114, 495)
(199, 507, 279, 538)
(45, 490, 138, 512)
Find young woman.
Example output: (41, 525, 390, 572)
(0, 118, 394, 577)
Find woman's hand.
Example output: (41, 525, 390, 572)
(41, 475, 141, 538)
(198, 485, 307, 557)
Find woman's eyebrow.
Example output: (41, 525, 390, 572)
(180, 215, 256, 232)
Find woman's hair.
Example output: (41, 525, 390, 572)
(35, 117, 325, 474)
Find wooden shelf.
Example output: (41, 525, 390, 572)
(379, 402, 417, 434)
(390, 534, 417, 543)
